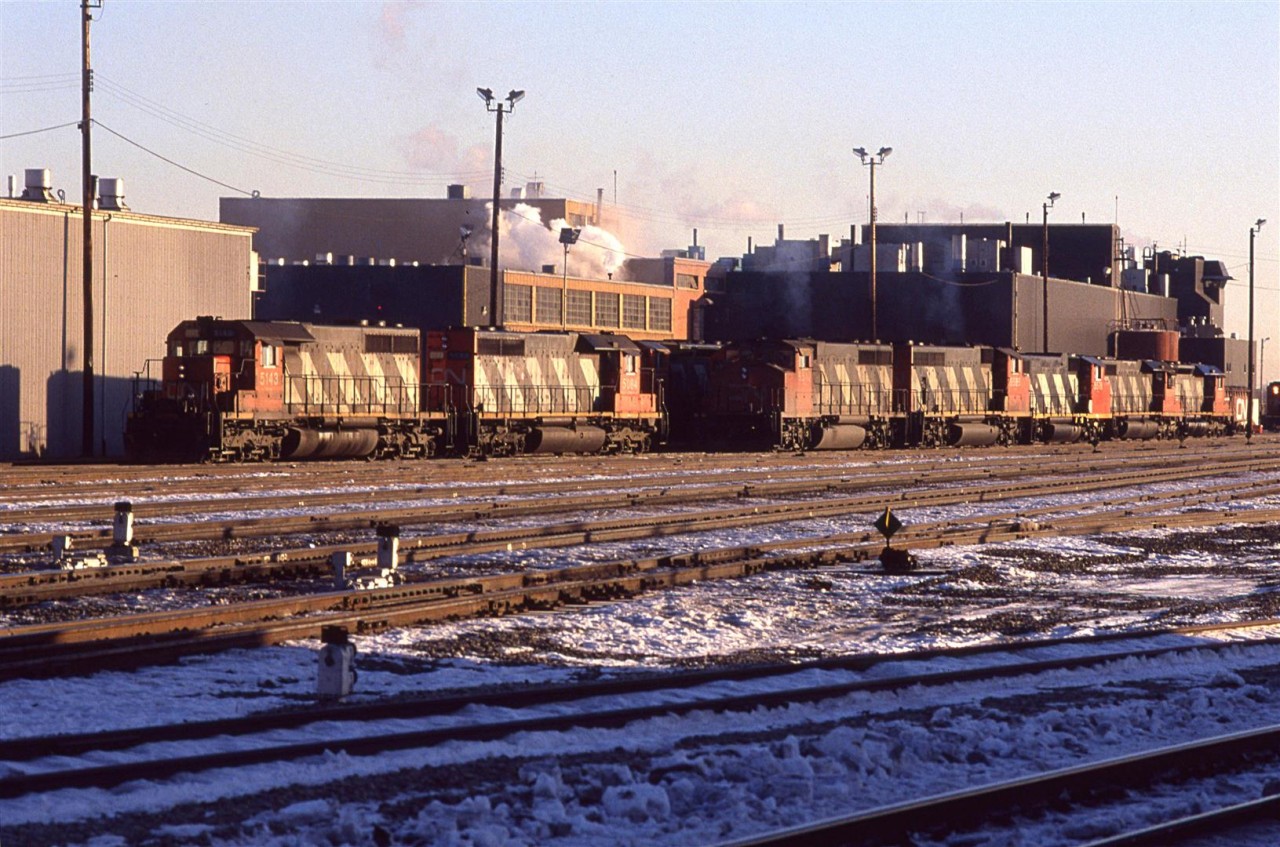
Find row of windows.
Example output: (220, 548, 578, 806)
(504, 284, 674, 332)
(365, 334, 419, 355)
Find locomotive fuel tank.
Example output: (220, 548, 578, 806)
(1116, 419, 1159, 440)
(281, 428, 381, 459)
(526, 426, 609, 454)
(947, 422, 1000, 447)
(812, 423, 868, 450)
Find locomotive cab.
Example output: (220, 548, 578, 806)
(1263, 382, 1280, 431)
(580, 334, 655, 416)
(989, 348, 1030, 413)
(1072, 356, 1112, 416)
(1194, 364, 1228, 415)
(1143, 360, 1184, 416)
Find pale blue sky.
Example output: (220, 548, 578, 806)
(2, 0, 1276, 356)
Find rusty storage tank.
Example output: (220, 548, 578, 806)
(1110, 329, 1180, 363)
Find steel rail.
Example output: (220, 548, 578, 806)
(0, 437, 1254, 492)
(7, 636, 1280, 802)
(4, 627, 1279, 764)
(4, 447, 1256, 554)
(4, 460, 1277, 608)
(3, 495, 1280, 681)
(1074, 793, 1280, 846)
(4, 442, 1274, 534)
(715, 725, 1280, 846)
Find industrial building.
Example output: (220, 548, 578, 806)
(253, 255, 710, 342)
(705, 221, 1249, 385)
(0, 171, 256, 460)
(230, 185, 713, 341)
(220, 183, 612, 267)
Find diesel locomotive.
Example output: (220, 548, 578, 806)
(127, 317, 1248, 462)
(125, 318, 664, 462)
(664, 338, 1243, 451)
(1263, 381, 1280, 431)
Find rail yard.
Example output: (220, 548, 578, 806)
(4, 437, 1280, 845)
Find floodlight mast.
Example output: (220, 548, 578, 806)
(1248, 218, 1266, 442)
(1042, 192, 1059, 352)
(559, 227, 581, 329)
(854, 146, 891, 341)
(478, 87, 524, 327)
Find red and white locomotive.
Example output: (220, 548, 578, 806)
(424, 327, 664, 456)
(126, 317, 437, 461)
(664, 338, 1242, 451)
(126, 318, 664, 462)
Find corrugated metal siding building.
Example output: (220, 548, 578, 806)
(0, 199, 256, 460)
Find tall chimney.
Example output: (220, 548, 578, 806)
(777, 223, 785, 242)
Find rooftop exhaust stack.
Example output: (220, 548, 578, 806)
(21, 168, 55, 202)
(98, 177, 129, 211)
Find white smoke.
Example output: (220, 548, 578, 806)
(486, 203, 627, 278)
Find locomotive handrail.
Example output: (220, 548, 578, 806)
(467, 384, 597, 417)
(893, 388, 995, 415)
(284, 373, 418, 417)
(812, 382, 892, 416)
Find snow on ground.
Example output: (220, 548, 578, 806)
(4, 469, 1280, 845)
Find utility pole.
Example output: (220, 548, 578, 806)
(477, 87, 524, 328)
(1041, 191, 1060, 352)
(81, 0, 101, 458)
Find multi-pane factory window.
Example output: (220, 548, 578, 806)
(648, 298, 672, 332)
(595, 292, 620, 328)
(505, 284, 533, 322)
(535, 287, 563, 324)
(566, 290, 592, 326)
(622, 294, 647, 330)
(676, 273, 700, 289)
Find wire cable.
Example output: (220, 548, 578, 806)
(95, 75, 491, 185)
(93, 120, 255, 196)
(0, 120, 80, 141)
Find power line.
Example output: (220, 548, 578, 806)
(94, 120, 255, 196)
(0, 120, 80, 141)
(95, 75, 491, 185)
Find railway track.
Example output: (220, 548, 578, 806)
(5, 440, 1280, 845)
(4, 628, 1279, 799)
(3, 455, 1279, 607)
(5, 436, 1249, 485)
(3, 440, 1274, 528)
(3, 470, 1278, 680)
(723, 725, 1280, 846)
(8, 627, 1280, 847)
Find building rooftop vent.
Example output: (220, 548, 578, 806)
(98, 177, 129, 211)
(20, 168, 55, 202)
(447, 184, 471, 200)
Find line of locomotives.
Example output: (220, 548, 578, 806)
(123, 316, 1251, 462)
